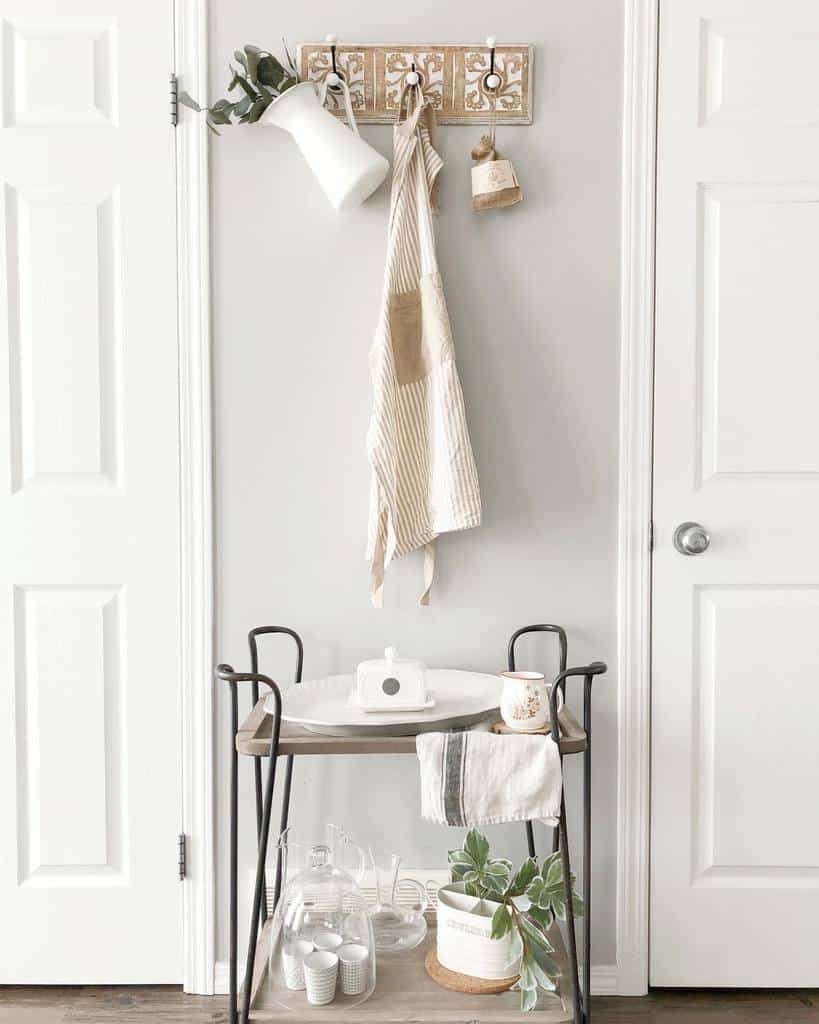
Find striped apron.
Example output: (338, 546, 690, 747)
(367, 87, 481, 606)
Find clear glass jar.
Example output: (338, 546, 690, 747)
(267, 838, 376, 1010)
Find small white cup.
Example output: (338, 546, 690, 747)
(337, 943, 369, 995)
(313, 929, 343, 952)
(281, 938, 313, 990)
(303, 949, 339, 1005)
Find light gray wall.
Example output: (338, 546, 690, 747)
(210, 0, 623, 968)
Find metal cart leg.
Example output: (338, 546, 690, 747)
(248, 627, 304, 923)
(272, 753, 294, 911)
(223, 672, 240, 1024)
(582, 674, 593, 1023)
(241, 682, 282, 1024)
(559, 795, 582, 1024)
(524, 820, 536, 858)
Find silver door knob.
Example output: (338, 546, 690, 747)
(673, 522, 710, 555)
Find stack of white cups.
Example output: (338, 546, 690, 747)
(337, 943, 369, 996)
(282, 928, 370, 1005)
(303, 951, 339, 1005)
(282, 939, 313, 991)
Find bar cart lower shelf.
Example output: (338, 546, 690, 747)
(247, 920, 576, 1023)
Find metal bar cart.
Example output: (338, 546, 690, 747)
(217, 625, 605, 1024)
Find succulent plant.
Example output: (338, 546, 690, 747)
(178, 41, 298, 134)
(448, 828, 583, 1012)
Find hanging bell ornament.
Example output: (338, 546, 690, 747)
(470, 134, 523, 212)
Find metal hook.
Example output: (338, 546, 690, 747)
(325, 33, 342, 89)
(485, 36, 501, 91)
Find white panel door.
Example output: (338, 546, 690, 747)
(0, 0, 181, 981)
(652, 0, 819, 986)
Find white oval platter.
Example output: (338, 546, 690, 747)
(265, 669, 502, 736)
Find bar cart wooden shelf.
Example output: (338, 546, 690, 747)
(246, 921, 577, 1022)
(219, 624, 605, 1024)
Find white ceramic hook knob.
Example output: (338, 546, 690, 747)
(485, 36, 500, 90)
(406, 69, 420, 86)
(326, 71, 341, 87)
(325, 33, 337, 44)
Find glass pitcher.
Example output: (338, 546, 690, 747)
(268, 834, 375, 1010)
(368, 849, 429, 953)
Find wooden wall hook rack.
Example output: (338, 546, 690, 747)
(296, 42, 534, 125)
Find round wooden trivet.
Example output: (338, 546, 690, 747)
(424, 947, 518, 994)
(491, 719, 551, 736)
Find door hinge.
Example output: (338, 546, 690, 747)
(177, 833, 186, 880)
(170, 73, 178, 127)
(648, 520, 655, 552)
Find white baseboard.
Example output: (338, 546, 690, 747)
(213, 960, 619, 996)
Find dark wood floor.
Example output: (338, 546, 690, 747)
(1, 988, 817, 1023)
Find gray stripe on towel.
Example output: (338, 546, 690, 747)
(443, 730, 467, 827)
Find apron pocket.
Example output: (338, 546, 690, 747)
(390, 273, 455, 386)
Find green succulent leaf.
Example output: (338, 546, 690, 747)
(483, 873, 507, 895)
(485, 860, 510, 878)
(509, 856, 539, 896)
(448, 849, 475, 867)
(490, 903, 512, 940)
(519, 982, 538, 1012)
(505, 926, 523, 967)
(465, 829, 490, 869)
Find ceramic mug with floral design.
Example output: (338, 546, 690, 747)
(499, 671, 550, 733)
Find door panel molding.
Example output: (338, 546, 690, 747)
(174, 0, 214, 997)
(616, 0, 658, 997)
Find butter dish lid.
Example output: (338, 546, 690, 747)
(356, 646, 426, 672)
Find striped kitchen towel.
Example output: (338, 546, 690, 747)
(416, 729, 562, 828)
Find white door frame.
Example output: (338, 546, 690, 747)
(171, 0, 663, 996)
(616, 0, 658, 997)
(175, 0, 215, 995)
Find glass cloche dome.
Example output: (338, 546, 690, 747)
(267, 836, 376, 1010)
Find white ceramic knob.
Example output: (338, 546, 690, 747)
(485, 72, 501, 90)
(325, 33, 337, 44)
(385, 646, 397, 661)
(406, 70, 420, 86)
(326, 70, 341, 87)
(486, 36, 497, 48)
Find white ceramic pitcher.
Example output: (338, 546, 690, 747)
(261, 82, 388, 212)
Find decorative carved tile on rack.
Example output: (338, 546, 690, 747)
(296, 44, 533, 125)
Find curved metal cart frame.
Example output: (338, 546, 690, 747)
(217, 625, 605, 1024)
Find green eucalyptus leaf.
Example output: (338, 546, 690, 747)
(246, 93, 273, 123)
(234, 49, 248, 68)
(232, 74, 257, 101)
(257, 54, 288, 88)
(245, 46, 261, 84)
(207, 107, 232, 125)
(490, 903, 511, 941)
(230, 95, 252, 118)
(177, 90, 202, 112)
